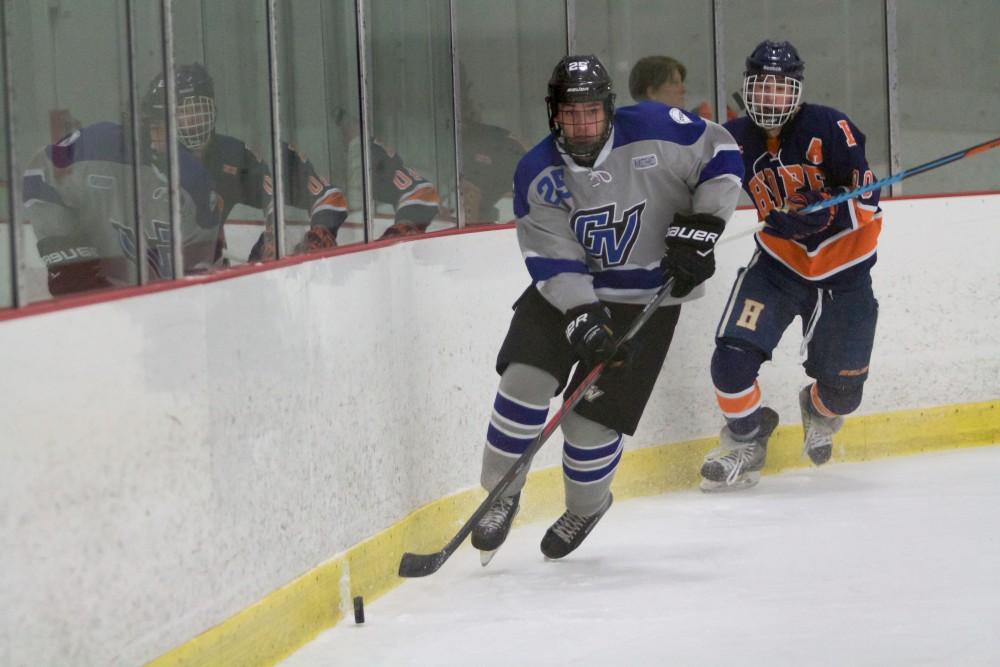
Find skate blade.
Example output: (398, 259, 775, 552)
(699, 473, 760, 493)
(479, 549, 499, 567)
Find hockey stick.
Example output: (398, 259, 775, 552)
(800, 135, 1000, 214)
(397, 283, 673, 577)
(398, 223, 761, 578)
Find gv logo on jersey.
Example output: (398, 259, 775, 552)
(112, 218, 174, 279)
(571, 201, 645, 267)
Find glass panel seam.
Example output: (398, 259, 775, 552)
(266, 0, 286, 258)
(355, 0, 374, 243)
(885, 0, 901, 195)
(1, 0, 21, 306)
(124, 0, 148, 286)
(160, 0, 184, 281)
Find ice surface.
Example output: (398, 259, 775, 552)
(282, 446, 1000, 666)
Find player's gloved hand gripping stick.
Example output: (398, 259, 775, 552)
(399, 135, 1000, 579)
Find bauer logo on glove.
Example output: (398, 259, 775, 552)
(661, 212, 726, 297)
(665, 225, 720, 245)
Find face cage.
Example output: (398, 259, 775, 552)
(742, 73, 802, 130)
(175, 95, 216, 150)
(547, 95, 614, 164)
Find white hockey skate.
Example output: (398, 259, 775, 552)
(471, 492, 520, 566)
(700, 408, 779, 492)
(799, 386, 843, 466)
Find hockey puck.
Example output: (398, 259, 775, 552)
(353, 595, 365, 624)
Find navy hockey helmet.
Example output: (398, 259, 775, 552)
(546, 55, 615, 165)
(742, 40, 804, 130)
(142, 63, 217, 151)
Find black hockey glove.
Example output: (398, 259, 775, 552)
(563, 303, 631, 370)
(764, 190, 838, 240)
(661, 212, 726, 297)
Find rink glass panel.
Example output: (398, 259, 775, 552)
(455, 1, 566, 225)
(717, 0, 890, 184)
(895, 1, 1000, 194)
(171, 0, 274, 266)
(8, 0, 146, 302)
(0, 0, 996, 311)
(364, 0, 457, 239)
(574, 1, 716, 115)
(276, 1, 362, 250)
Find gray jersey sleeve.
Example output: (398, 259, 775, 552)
(23, 148, 107, 275)
(516, 172, 597, 314)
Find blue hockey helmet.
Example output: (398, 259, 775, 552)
(742, 40, 804, 129)
(546, 55, 615, 165)
(142, 63, 217, 151)
(745, 40, 805, 79)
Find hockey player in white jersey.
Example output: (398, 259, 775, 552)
(472, 55, 742, 563)
(22, 122, 219, 296)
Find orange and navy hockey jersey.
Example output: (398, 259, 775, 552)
(368, 139, 441, 227)
(724, 103, 883, 288)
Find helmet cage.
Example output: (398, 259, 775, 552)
(545, 56, 615, 165)
(742, 73, 802, 130)
(546, 93, 614, 164)
(175, 95, 216, 150)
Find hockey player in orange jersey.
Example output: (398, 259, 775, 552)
(700, 39, 883, 491)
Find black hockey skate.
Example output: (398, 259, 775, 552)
(799, 386, 843, 466)
(700, 408, 779, 492)
(471, 492, 520, 566)
(540, 493, 613, 560)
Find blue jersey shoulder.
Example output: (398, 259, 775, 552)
(206, 133, 256, 166)
(513, 135, 562, 218)
(796, 103, 866, 145)
(47, 122, 130, 168)
(722, 115, 755, 143)
(613, 102, 706, 148)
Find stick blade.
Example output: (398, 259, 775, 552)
(398, 551, 447, 578)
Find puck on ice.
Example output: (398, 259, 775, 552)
(353, 595, 365, 624)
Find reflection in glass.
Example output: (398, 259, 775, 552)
(276, 0, 360, 253)
(364, 0, 453, 240)
(455, 1, 565, 225)
(896, 1, 1000, 194)
(169, 0, 275, 266)
(11, 0, 146, 300)
(575, 0, 717, 118)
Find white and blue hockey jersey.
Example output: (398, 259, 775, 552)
(513, 101, 743, 312)
(22, 122, 220, 294)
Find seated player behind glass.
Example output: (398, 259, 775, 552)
(699, 40, 883, 492)
(142, 63, 347, 262)
(472, 55, 741, 563)
(336, 109, 441, 239)
(629, 54, 735, 122)
(457, 69, 526, 224)
(22, 119, 218, 297)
